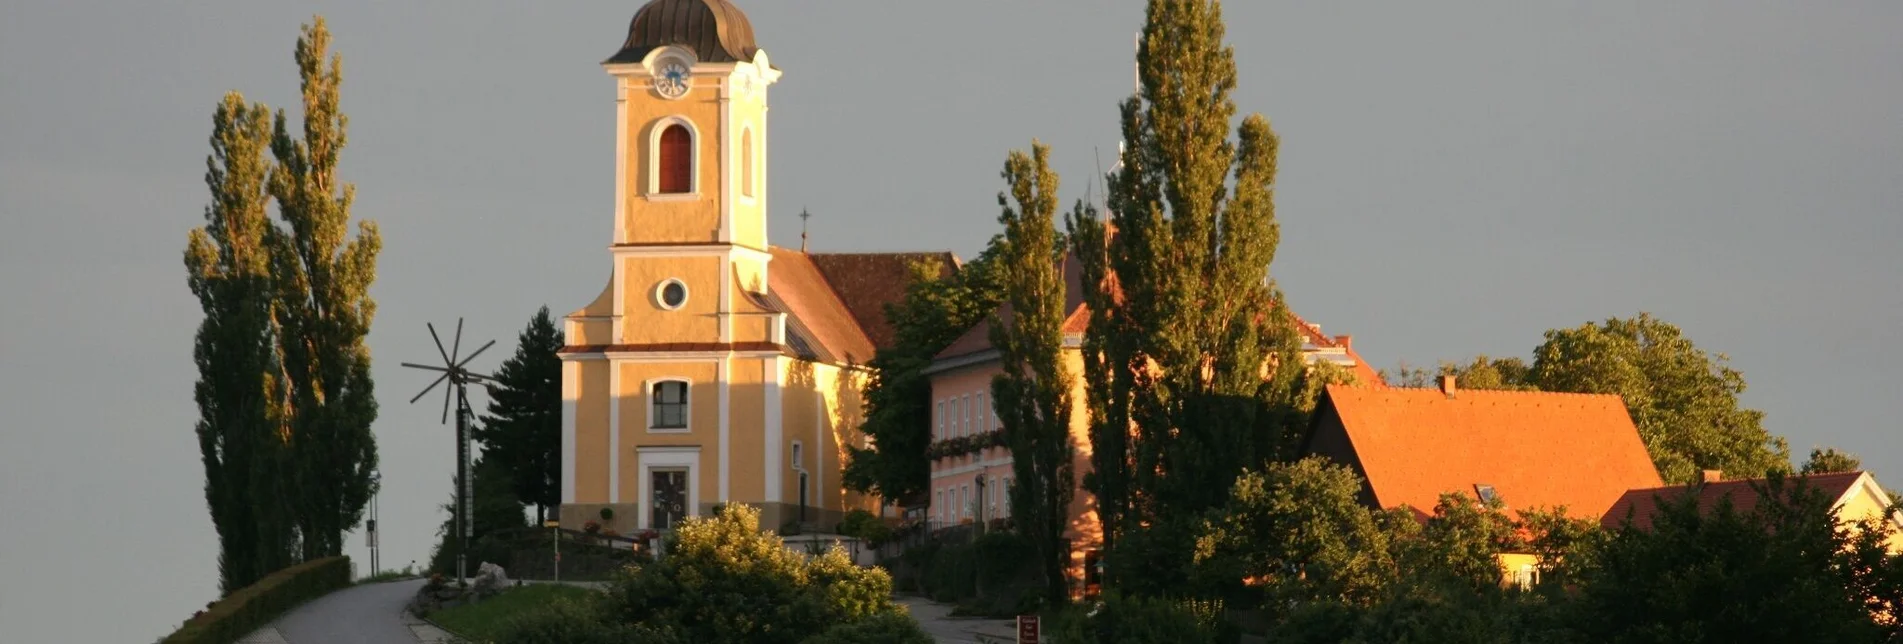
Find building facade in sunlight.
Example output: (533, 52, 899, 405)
(556, 0, 939, 535)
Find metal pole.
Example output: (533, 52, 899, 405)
(455, 385, 469, 586)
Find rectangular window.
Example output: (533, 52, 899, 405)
(962, 485, 971, 519)
(652, 381, 689, 429)
(976, 392, 987, 433)
(791, 441, 804, 471)
(935, 490, 943, 522)
(963, 394, 972, 436)
(935, 400, 945, 440)
(953, 397, 964, 437)
(650, 469, 688, 530)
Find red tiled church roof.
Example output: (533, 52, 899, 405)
(1601, 471, 1870, 531)
(807, 251, 956, 350)
(767, 247, 879, 365)
(1317, 383, 1663, 521)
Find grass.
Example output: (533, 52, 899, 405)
(428, 583, 602, 642)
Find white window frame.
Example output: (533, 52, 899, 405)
(936, 400, 945, 441)
(646, 115, 700, 200)
(646, 377, 692, 433)
(934, 489, 943, 522)
(636, 446, 700, 530)
(653, 278, 690, 311)
(976, 392, 987, 433)
(961, 484, 971, 519)
(791, 439, 805, 472)
(962, 394, 972, 437)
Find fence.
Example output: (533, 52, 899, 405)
(477, 527, 654, 582)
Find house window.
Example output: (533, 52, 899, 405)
(791, 440, 804, 471)
(976, 392, 987, 433)
(1515, 564, 1538, 590)
(961, 484, 971, 519)
(935, 400, 945, 441)
(651, 469, 688, 529)
(657, 123, 692, 194)
(741, 128, 755, 198)
(651, 380, 689, 429)
(934, 489, 943, 523)
(962, 394, 972, 436)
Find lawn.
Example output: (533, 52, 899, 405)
(428, 583, 603, 642)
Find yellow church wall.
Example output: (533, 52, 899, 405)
(727, 103, 767, 250)
(573, 360, 611, 503)
(783, 360, 821, 512)
(571, 319, 613, 346)
(614, 360, 722, 505)
(618, 255, 722, 344)
(728, 357, 768, 503)
(622, 82, 723, 244)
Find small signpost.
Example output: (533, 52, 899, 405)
(545, 520, 561, 582)
(1017, 615, 1040, 644)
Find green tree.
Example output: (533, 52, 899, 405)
(1573, 474, 1879, 642)
(990, 140, 1077, 605)
(263, 16, 383, 559)
(1192, 457, 1396, 611)
(477, 306, 565, 523)
(844, 249, 1004, 506)
(1394, 493, 1524, 590)
(427, 453, 528, 576)
(184, 92, 299, 592)
(1530, 313, 1788, 484)
(1075, 0, 1310, 590)
(1383, 356, 1534, 391)
(1801, 446, 1863, 474)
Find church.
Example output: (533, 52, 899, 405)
(555, 0, 941, 535)
(554, 0, 1380, 562)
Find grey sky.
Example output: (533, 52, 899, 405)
(2, 1, 1898, 640)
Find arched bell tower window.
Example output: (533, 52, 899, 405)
(649, 117, 698, 197)
(740, 128, 755, 199)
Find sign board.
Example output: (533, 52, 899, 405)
(1017, 615, 1039, 644)
(366, 519, 378, 548)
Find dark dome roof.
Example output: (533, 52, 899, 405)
(606, 0, 760, 65)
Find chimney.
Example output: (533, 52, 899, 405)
(1439, 375, 1457, 397)
(1701, 470, 1723, 483)
(1334, 334, 1353, 350)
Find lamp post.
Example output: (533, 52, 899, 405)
(367, 469, 381, 576)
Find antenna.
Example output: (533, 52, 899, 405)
(402, 318, 496, 588)
(1094, 146, 1107, 217)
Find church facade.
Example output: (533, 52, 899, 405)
(556, 0, 938, 535)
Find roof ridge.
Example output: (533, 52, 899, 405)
(1331, 383, 1622, 400)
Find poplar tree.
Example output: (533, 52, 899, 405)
(1075, 0, 1311, 589)
(477, 307, 565, 523)
(266, 16, 383, 559)
(185, 93, 299, 591)
(990, 141, 1077, 605)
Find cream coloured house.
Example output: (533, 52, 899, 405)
(557, 0, 942, 535)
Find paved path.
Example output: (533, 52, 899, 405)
(897, 596, 1017, 644)
(245, 579, 458, 644)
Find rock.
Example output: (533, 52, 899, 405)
(473, 562, 509, 597)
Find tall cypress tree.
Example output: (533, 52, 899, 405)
(990, 141, 1076, 605)
(266, 16, 383, 559)
(477, 307, 565, 523)
(1077, 0, 1308, 590)
(185, 92, 299, 591)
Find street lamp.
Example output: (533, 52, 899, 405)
(368, 469, 382, 576)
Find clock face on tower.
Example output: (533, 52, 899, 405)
(656, 61, 690, 99)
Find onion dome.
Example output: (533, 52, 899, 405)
(606, 0, 760, 65)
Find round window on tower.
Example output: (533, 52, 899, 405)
(655, 279, 689, 311)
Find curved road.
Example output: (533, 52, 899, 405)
(267, 579, 432, 644)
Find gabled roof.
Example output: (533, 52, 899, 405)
(766, 247, 878, 365)
(1315, 383, 1663, 521)
(807, 252, 956, 350)
(1601, 470, 1892, 531)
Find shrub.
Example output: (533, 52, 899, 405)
(495, 597, 682, 644)
(799, 612, 934, 644)
(160, 556, 351, 644)
(601, 504, 911, 644)
(1045, 591, 1236, 644)
(837, 509, 893, 546)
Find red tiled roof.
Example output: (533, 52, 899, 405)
(807, 252, 956, 350)
(768, 247, 878, 365)
(1601, 471, 1870, 531)
(1319, 384, 1663, 521)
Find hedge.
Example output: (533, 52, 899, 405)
(160, 556, 352, 644)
